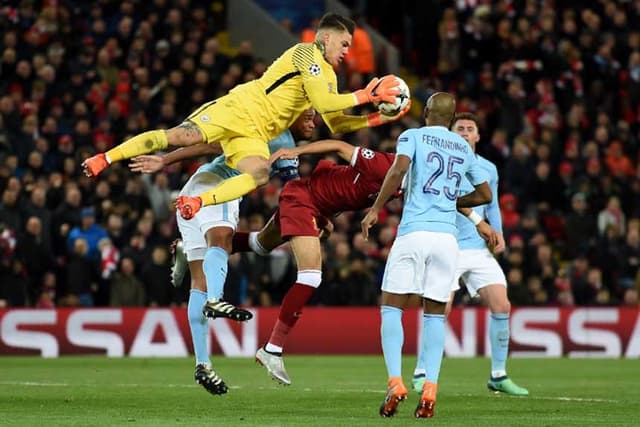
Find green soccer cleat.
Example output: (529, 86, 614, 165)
(487, 376, 529, 396)
(412, 374, 425, 393)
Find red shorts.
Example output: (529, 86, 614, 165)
(276, 179, 328, 238)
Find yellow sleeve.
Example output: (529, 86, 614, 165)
(292, 44, 357, 114)
(321, 111, 369, 134)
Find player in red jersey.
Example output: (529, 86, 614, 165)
(247, 139, 395, 385)
(233, 139, 496, 385)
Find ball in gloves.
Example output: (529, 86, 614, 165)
(377, 76, 410, 116)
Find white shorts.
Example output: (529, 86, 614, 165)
(177, 171, 240, 261)
(381, 231, 458, 302)
(451, 248, 507, 297)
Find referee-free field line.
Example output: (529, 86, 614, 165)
(0, 381, 620, 403)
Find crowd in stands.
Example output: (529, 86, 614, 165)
(0, 0, 638, 309)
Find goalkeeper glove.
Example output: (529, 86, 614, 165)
(354, 75, 401, 106)
(82, 153, 110, 177)
(366, 99, 412, 127)
(175, 196, 202, 220)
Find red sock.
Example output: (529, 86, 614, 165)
(268, 283, 315, 348)
(231, 232, 250, 253)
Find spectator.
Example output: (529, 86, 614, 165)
(22, 186, 52, 251)
(16, 216, 54, 303)
(140, 245, 172, 306)
(597, 195, 626, 236)
(344, 15, 375, 82)
(502, 139, 532, 199)
(2, 1, 640, 309)
(564, 192, 597, 259)
(141, 173, 173, 222)
(64, 238, 98, 307)
(110, 256, 146, 307)
(51, 184, 82, 256)
(67, 206, 108, 261)
(507, 268, 530, 305)
(0, 258, 29, 307)
(619, 226, 640, 290)
(0, 188, 21, 232)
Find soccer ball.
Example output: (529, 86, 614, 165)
(377, 76, 410, 116)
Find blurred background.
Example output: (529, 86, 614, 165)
(0, 0, 639, 313)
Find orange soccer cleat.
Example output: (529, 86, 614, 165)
(81, 153, 109, 177)
(414, 381, 438, 418)
(175, 195, 203, 220)
(379, 377, 408, 417)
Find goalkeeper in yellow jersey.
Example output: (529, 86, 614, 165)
(82, 13, 410, 220)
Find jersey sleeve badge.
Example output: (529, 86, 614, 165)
(308, 63, 321, 76)
(361, 148, 375, 159)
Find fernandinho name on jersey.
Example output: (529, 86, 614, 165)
(422, 134, 469, 153)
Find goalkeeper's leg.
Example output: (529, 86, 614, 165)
(82, 121, 207, 177)
(198, 144, 270, 206)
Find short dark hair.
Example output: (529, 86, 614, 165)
(318, 13, 355, 35)
(451, 112, 480, 129)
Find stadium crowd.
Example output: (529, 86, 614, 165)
(0, 0, 639, 309)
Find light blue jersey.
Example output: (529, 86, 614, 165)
(457, 155, 502, 249)
(397, 126, 488, 237)
(196, 130, 299, 180)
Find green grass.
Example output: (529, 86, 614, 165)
(0, 356, 638, 426)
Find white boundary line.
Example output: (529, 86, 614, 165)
(0, 381, 620, 403)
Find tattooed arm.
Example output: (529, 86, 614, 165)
(165, 120, 206, 146)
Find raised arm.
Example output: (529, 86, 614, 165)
(129, 143, 221, 173)
(162, 143, 221, 165)
(269, 139, 355, 164)
(293, 44, 399, 114)
(321, 99, 411, 134)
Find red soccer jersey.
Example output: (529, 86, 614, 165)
(308, 147, 395, 215)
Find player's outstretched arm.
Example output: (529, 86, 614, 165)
(301, 63, 399, 114)
(130, 143, 222, 174)
(302, 74, 400, 114)
(269, 139, 355, 164)
(322, 99, 412, 133)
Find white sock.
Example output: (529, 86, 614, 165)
(265, 343, 283, 353)
(492, 370, 507, 378)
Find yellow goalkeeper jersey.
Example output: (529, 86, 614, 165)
(213, 42, 361, 141)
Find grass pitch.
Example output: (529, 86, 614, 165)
(0, 356, 637, 426)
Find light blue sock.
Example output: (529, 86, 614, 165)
(188, 289, 209, 365)
(380, 305, 404, 378)
(414, 337, 425, 377)
(422, 314, 446, 384)
(203, 246, 228, 301)
(490, 313, 510, 378)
